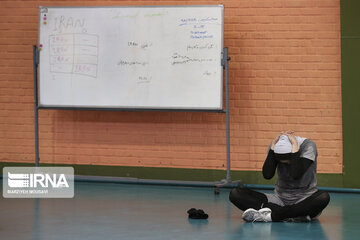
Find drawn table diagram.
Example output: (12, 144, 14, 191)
(49, 33, 99, 78)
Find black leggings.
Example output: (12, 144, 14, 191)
(229, 188, 330, 222)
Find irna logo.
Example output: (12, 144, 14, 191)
(7, 172, 69, 188)
(3, 167, 74, 198)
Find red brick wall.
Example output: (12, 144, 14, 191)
(0, 0, 342, 173)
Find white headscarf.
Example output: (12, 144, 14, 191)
(274, 135, 306, 154)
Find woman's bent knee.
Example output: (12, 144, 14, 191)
(319, 191, 330, 207)
(229, 188, 240, 203)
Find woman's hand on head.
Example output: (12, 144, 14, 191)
(270, 134, 281, 150)
(286, 133, 299, 153)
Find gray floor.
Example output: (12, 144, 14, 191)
(0, 181, 359, 240)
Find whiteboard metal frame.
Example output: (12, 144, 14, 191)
(37, 106, 226, 113)
(37, 5, 224, 111)
(34, 5, 240, 191)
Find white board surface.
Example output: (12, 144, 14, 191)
(38, 6, 224, 110)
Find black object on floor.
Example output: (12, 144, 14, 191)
(187, 208, 209, 219)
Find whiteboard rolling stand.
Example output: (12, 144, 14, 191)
(214, 47, 242, 194)
(32, 45, 241, 193)
(33, 46, 40, 167)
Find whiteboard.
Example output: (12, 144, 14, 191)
(38, 6, 224, 110)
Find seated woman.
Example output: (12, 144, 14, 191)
(229, 131, 330, 222)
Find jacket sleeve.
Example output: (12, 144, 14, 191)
(262, 149, 278, 179)
(289, 152, 313, 180)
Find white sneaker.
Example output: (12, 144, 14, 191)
(242, 208, 272, 222)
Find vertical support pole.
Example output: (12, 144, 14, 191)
(33, 46, 40, 167)
(223, 47, 231, 182)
